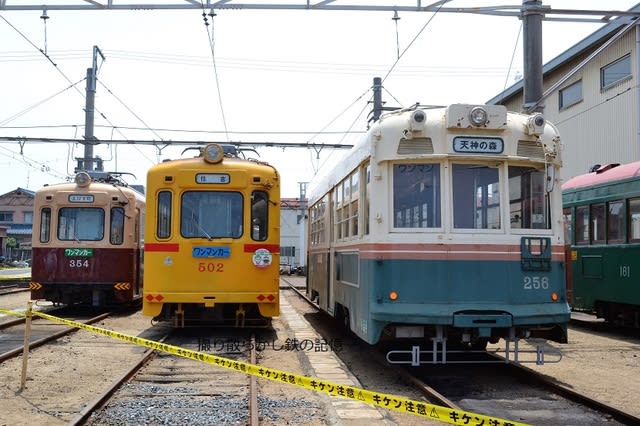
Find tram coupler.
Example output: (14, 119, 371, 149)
(235, 304, 246, 327)
(174, 303, 185, 328)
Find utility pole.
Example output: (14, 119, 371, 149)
(522, 0, 544, 113)
(77, 45, 105, 172)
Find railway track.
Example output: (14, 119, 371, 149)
(0, 310, 111, 363)
(80, 330, 262, 425)
(281, 276, 640, 425)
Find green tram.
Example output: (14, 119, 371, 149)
(562, 162, 640, 328)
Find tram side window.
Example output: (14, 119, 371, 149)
(58, 207, 104, 241)
(508, 166, 550, 229)
(575, 205, 589, 245)
(452, 164, 499, 229)
(563, 208, 572, 245)
(364, 163, 370, 235)
(110, 207, 125, 245)
(251, 191, 269, 241)
(39, 208, 51, 243)
(156, 191, 172, 239)
(393, 163, 440, 228)
(628, 198, 640, 242)
(607, 201, 624, 243)
(310, 196, 328, 247)
(591, 203, 606, 244)
(181, 191, 243, 239)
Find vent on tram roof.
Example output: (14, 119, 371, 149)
(397, 137, 434, 155)
(516, 140, 544, 160)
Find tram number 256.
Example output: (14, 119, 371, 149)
(523, 276, 549, 290)
(198, 262, 224, 273)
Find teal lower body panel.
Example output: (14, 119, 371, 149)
(337, 258, 569, 345)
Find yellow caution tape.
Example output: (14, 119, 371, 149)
(0, 308, 529, 426)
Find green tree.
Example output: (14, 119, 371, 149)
(6, 237, 17, 248)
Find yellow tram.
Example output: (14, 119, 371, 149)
(143, 143, 281, 326)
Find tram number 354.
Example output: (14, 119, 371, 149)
(523, 276, 549, 290)
(69, 259, 90, 268)
(198, 262, 224, 273)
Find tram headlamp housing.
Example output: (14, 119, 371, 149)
(527, 113, 546, 136)
(75, 171, 91, 187)
(469, 107, 488, 127)
(409, 110, 427, 131)
(203, 143, 224, 164)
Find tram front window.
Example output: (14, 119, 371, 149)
(508, 166, 550, 230)
(58, 207, 105, 241)
(452, 164, 500, 229)
(181, 191, 243, 238)
(392, 163, 441, 228)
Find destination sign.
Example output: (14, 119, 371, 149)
(453, 137, 504, 154)
(195, 173, 230, 184)
(69, 194, 94, 203)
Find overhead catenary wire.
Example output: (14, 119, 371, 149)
(201, 5, 229, 141)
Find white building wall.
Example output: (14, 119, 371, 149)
(499, 27, 640, 183)
(280, 207, 306, 268)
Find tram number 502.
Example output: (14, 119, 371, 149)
(523, 276, 549, 290)
(198, 262, 224, 273)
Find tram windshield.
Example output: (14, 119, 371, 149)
(393, 163, 441, 228)
(181, 191, 243, 239)
(58, 207, 105, 241)
(508, 166, 551, 230)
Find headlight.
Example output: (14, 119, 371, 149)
(74, 172, 91, 187)
(469, 106, 488, 126)
(203, 143, 224, 164)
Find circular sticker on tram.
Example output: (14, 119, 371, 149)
(252, 249, 272, 268)
(164, 256, 173, 266)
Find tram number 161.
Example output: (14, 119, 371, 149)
(620, 265, 631, 278)
(523, 276, 549, 290)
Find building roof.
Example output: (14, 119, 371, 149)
(281, 198, 305, 209)
(6, 223, 33, 236)
(0, 187, 35, 199)
(487, 4, 640, 106)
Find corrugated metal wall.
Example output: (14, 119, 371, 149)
(499, 28, 639, 183)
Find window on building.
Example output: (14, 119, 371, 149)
(452, 164, 499, 229)
(393, 163, 440, 228)
(0, 211, 13, 222)
(559, 80, 582, 109)
(281, 246, 296, 257)
(601, 54, 631, 89)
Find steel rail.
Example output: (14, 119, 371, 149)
(0, 312, 110, 363)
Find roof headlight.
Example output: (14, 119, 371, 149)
(75, 172, 91, 187)
(203, 143, 224, 164)
(469, 106, 488, 126)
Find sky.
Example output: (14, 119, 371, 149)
(1, 1, 639, 198)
